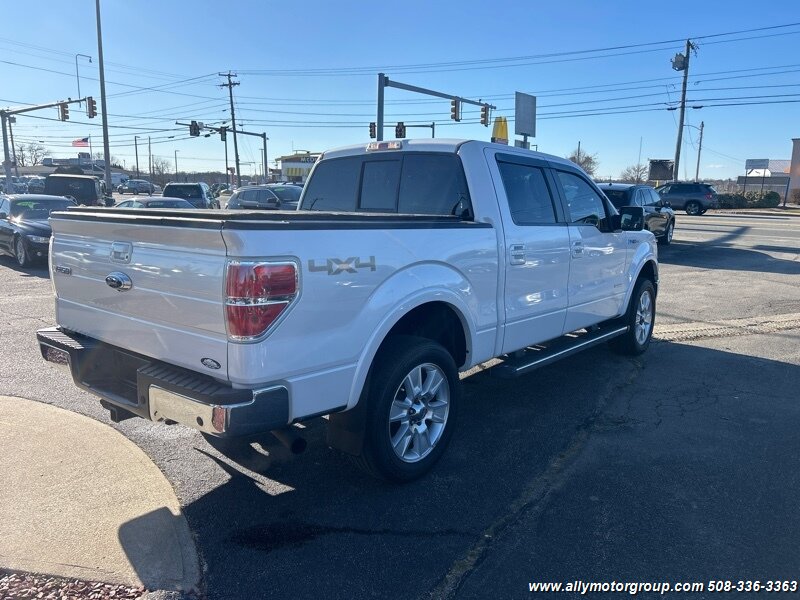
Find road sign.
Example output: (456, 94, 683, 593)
(745, 159, 769, 170)
(491, 117, 508, 145)
(514, 92, 536, 137)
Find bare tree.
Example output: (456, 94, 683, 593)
(567, 147, 599, 176)
(14, 143, 50, 167)
(150, 157, 173, 186)
(619, 163, 648, 183)
(92, 151, 122, 169)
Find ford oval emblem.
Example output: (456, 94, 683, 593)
(201, 358, 221, 370)
(105, 272, 132, 291)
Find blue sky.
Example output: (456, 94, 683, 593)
(2, 0, 799, 179)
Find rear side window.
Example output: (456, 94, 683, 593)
(398, 154, 471, 216)
(164, 184, 201, 199)
(302, 156, 361, 211)
(497, 161, 557, 224)
(360, 160, 401, 211)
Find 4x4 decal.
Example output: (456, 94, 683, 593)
(308, 256, 376, 275)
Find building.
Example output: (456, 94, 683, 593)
(276, 151, 320, 183)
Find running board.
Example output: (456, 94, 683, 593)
(491, 325, 628, 379)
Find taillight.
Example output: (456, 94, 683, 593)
(225, 261, 298, 341)
(705, 193, 713, 200)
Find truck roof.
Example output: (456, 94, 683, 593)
(320, 138, 577, 170)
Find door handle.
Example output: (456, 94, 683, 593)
(509, 244, 525, 266)
(571, 241, 584, 258)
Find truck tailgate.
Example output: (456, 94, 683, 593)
(49, 212, 231, 379)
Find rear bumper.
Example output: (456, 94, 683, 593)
(36, 327, 289, 437)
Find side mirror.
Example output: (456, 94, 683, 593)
(0, 212, 7, 219)
(662, 200, 671, 208)
(614, 206, 645, 231)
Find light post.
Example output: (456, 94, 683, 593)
(75, 54, 92, 106)
(94, 0, 112, 192)
(174, 149, 179, 181)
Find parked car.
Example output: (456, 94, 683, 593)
(0, 194, 76, 266)
(26, 177, 46, 194)
(114, 197, 195, 209)
(224, 185, 290, 210)
(598, 183, 675, 245)
(654, 182, 718, 215)
(44, 174, 108, 206)
(161, 182, 218, 208)
(118, 179, 155, 195)
(38, 138, 656, 482)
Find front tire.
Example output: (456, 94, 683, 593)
(658, 221, 674, 246)
(610, 278, 655, 356)
(354, 335, 460, 482)
(685, 201, 701, 215)
(14, 236, 30, 267)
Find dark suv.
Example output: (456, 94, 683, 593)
(654, 182, 718, 216)
(161, 182, 218, 209)
(44, 174, 107, 206)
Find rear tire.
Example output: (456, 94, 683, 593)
(353, 335, 460, 482)
(685, 201, 701, 215)
(610, 278, 655, 356)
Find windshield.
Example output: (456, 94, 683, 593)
(268, 186, 302, 202)
(11, 198, 75, 219)
(603, 189, 631, 209)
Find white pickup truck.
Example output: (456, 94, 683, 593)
(38, 139, 657, 481)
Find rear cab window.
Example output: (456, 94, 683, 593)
(301, 152, 472, 217)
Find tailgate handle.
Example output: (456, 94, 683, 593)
(110, 241, 132, 264)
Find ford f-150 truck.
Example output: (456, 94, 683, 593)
(37, 139, 657, 481)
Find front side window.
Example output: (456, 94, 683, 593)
(557, 171, 608, 228)
(497, 161, 557, 224)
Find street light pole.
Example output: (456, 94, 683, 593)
(134, 136, 140, 178)
(672, 39, 694, 182)
(94, 0, 112, 192)
(75, 54, 92, 107)
(174, 149, 179, 181)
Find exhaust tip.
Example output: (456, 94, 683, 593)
(271, 427, 307, 454)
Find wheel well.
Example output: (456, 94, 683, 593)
(382, 302, 468, 368)
(637, 260, 658, 294)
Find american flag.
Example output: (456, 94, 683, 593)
(72, 137, 89, 147)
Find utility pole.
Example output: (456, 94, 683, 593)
(261, 133, 268, 183)
(219, 73, 241, 186)
(223, 127, 229, 186)
(694, 121, 704, 182)
(672, 39, 695, 182)
(148, 136, 152, 181)
(134, 135, 140, 178)
(95, 0, 112, 192)
(174, 149, 179, 181)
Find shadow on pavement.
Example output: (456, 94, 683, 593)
(660, 241, 800, 274)
(0, 255, 50, 279)
(177, 341, 800, 600)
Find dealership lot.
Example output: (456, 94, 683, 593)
(1, 212, 799, 599)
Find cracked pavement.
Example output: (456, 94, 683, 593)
(1, 212, 799, 599)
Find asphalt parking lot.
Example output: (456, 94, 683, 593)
(1, 211, 799, 599)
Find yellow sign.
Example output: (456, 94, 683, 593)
(491, 117, 508, 145)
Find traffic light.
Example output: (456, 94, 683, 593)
(219, 127, 227, 141)
(189, 120, 200, 136)
(86, 97, 97, 118)
(59, 103, 69, 121)
(480, 104, 489, 126)
(450, 99, 460, 122)
(369, 122, 376, 139)
(395, 122, 406, 138)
